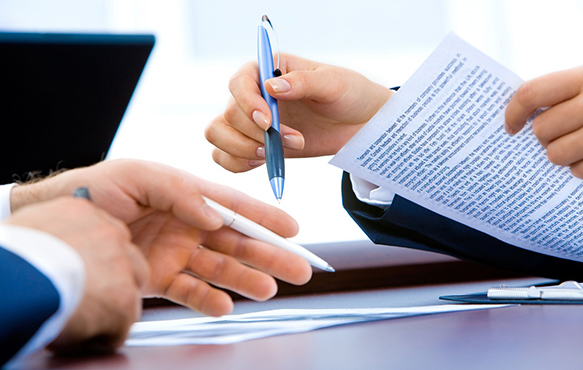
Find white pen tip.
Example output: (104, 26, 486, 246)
(324, 264, 335, 273)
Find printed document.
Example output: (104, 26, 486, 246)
(330, 33, 583, 262)
(126, 304, 506, 346)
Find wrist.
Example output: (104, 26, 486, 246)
(10, 181, 50, 213)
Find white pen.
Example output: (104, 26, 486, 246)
(203, 196, 335, 272)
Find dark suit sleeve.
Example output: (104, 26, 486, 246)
(341, 172, 583, 280)
(0, 246, 60, 366)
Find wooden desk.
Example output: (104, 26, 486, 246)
(11, 277, 581, 370)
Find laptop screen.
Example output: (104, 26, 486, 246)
(0, 32, 155, 183)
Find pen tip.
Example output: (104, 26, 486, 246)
(270, 177, 284, 202)
(324, 264, 335, 273)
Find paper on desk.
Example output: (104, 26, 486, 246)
(126, 304, 506, 346)
(330, 33, 583, 263)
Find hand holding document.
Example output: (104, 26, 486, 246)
(330, 33, 583, 263)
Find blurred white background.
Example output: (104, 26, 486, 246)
(1, 0, 582, 244)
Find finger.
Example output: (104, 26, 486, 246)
(228, 62, 272, 130)
(206, 115, 305, 160)
(222, 97, 267, 143)
(202, 190, 300, 239)
(505, 67, 583, 134)
(545, 127, 583, 166)
(531, 95, 583, 147)
(280, 125, 306, 152)
(163, 272, 234, 316)
(205, 113, 264, 160)
(203, 227, 312, 285)
(186, 246, 278, 302)
(570, 160, 583, 179)
(125, 243, 151, 292)
(104, 160, 224, 230)
(264, 67, 347, 103)
(211, 147, 265, 173)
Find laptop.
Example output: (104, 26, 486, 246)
(0, 32, 155, 183)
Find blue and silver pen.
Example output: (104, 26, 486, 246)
(257, 15, 285, 202)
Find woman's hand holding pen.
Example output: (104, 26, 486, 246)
(205, 53, 393, 173)
(505, 66, 583, 178)
(9, 159, 312, 317)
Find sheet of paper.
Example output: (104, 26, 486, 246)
(126, 304, 507, 346)
(330, 33, 583, 263)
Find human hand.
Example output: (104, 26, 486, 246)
(4, 197, 149, 353)
(505, 66, 583, 178)
(11, 159, 312, 316)
(205, 53, 394, 172)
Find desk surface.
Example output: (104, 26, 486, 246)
(12, 276, 581, 370)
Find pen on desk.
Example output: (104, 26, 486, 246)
(257, 15, 285, 202)
(203, 196, 335, 272)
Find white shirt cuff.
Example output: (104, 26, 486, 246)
(0, 225, 85, 363)
(0, 183, 16, 220)
(349, 174, 396, 209)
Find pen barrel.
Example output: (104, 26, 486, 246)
(258, 24, 285, 199)
(257, 26, 280, 131)
(264, 127, 285, 180)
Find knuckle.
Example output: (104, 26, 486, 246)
(545, 145, 566, 166)
(531, 119, 548, 145)
(227, 71, 241, 94)
(212, 149, 250, 173)
(101, 219, 131, 245)
(228, 61, 257, 93)
(211, 148, 223, 165)
(210, 258, 228, 283)
(228, 70, 243, 94)
(515, 80, 538, 106)
(204, 118, 219, 143)
(223, 99, 239, 124)
(531, 119, 542, 137)
(571, 165, 583, 179)
(116, 289, 141, 329)
(290, 71, 307, 90)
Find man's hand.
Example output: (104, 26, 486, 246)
(5, 197, 149, 353)
(10, 159, 313, 316)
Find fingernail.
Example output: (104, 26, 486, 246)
(252, 110, 270, 130)
(267, 78, 291, 93)
(249, 160, 265, 168)
(282, 134, 305, 150)
(256, 146, 265, 158)
(504, 123, 516, 135)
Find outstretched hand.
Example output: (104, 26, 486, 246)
(10, 159, 313, 316)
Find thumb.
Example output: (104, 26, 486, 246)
(265, 68, 345, 103)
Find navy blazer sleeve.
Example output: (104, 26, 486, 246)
(0, 246, 60, 366)
(341, 172, 583, 280)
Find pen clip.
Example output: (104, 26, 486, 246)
(261, 15, 281, 76)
